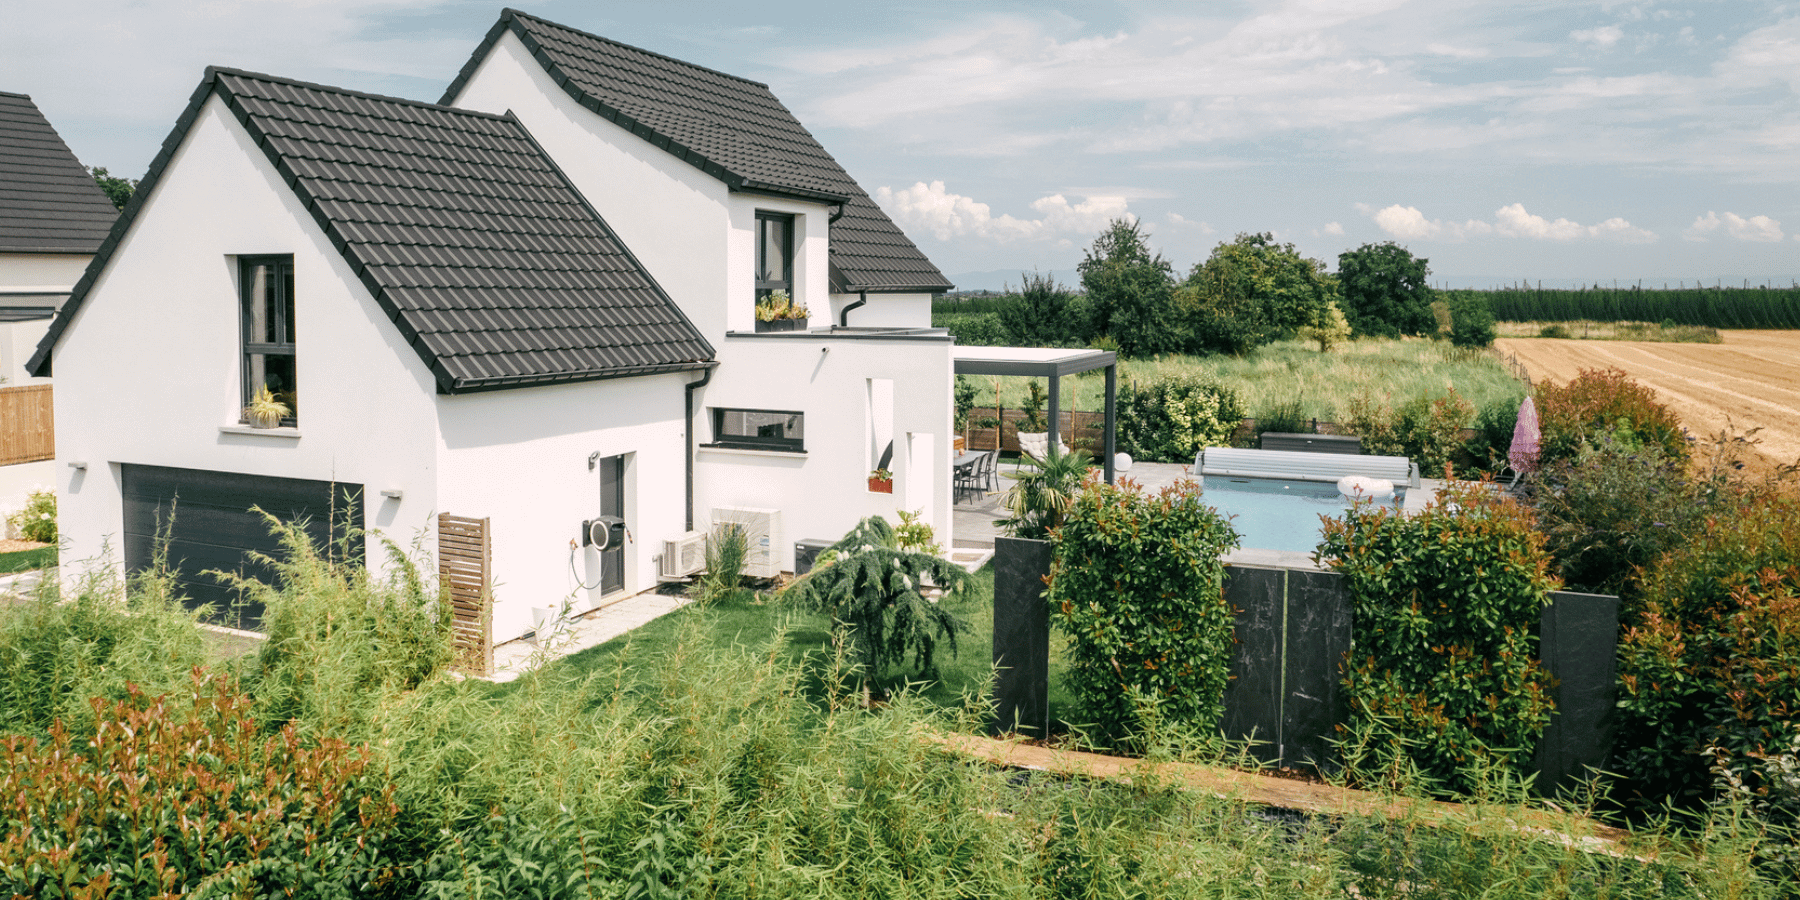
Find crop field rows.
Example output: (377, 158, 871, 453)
(1496, 330, 1800, 472)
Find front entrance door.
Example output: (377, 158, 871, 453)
(598, 454, 625, 595)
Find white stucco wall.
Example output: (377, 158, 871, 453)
(46, 96, 442, 588)
(435, 373, 691, 643)
(448, 33, 736, 340)
(829, 292, 934, 329)
(0, 253, 90, 292)
(0, 318, 51, 386)
(694, 334, 954, 571)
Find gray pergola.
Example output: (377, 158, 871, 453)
(951, 346, 1120, 484)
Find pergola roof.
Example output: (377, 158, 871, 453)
(951, 346, 1117, 378)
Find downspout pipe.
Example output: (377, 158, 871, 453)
(840, 290, 867, 328)
(684, 363, 718, 532)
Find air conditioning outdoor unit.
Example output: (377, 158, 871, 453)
(659, 530, 706, 579)
(711, 506, 783, 579)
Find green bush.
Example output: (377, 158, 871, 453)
(0, 672, 403, 899)
(1047, 479, 1239, 746)
(1469, 396, 1523, 472)
(6, 488, 54, 545)
(1614, 493, 1800, 817)
(1115, 374, 1244, 462)
(1536, 367, 1688, 468)
(1540, 323, 1573, 339)
(1319, 482, 1557, 794)
(1343, 388, 1474, 476)
(0, 567, 210, 738)
(1256, 397, 1309, 443)
(1449, 293, 1497, 348)
(938, 311, 1010, 346)
(1530, 433, 1721, 601)
(780, 515, 968, 681)
(997, 271, 1087, 346)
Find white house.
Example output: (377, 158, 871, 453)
(0, 90, 117, 519)
(28, 12, 959, 659)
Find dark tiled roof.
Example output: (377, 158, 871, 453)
(443, 10, 952, 294)
(0, 91, 118, 253)
(32, 69, 713, 391)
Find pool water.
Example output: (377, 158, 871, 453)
(1202, 477, 1405, 554)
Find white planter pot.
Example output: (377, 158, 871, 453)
(1017, 432, 1049, 460)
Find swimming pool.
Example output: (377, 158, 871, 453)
(1201, 476, 1404, 554)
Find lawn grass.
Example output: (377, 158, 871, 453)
(0, 547, 54, 575)
(542, 565, 1079, 728)
(962, 337, 1525, 423)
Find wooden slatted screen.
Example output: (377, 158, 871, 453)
(0, 385, 53, 466)
(438, 513, 492, 676)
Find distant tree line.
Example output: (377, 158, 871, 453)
(936, 218, 1489, 358)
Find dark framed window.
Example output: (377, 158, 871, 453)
(240, 255, 296, 424)
(755, 212, 793, 301)
(709, 408, 804, 452)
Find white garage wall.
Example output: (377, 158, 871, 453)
(434, 373, 692, 644)
(46, 96, 442, 592)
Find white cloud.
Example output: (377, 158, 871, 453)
(1571, 25, 1624, 48)
(1322, 221, 1346, 235)
(874, 181, 1130, 243)
(1166, 212, 1216, 233)
(1684, 211, 1786, 242)
(1362, 202, 1656, 243)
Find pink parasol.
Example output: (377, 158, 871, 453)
(1508, 396, 1541, 474)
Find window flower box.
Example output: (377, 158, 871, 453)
(755, 318, 805, 333)
(868, 469, 894, 493)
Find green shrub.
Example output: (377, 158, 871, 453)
(0, 671, 402, 899)
(1614, 493, 1800, 817)
(1047, 478, 1239, 746)
(236, 520, 454, 736)
(1337, 242, 1437, 338)
(0, 566, 209, 739)
(1343, 388, 1474, 476)
(1539, 323, 1573, 339)
(1115, 374, 1244, 462)
(1530, 433, 1721, 601)
(1449, 293, 1497, 348)
(938, 311, 1010, 346)
(696, 518, 751, 604)
(6, 488, 54, 544)
(1469, 396, 1523, 471)
(1255, 397, 1309, 442)
(1536, 367, 1688, 468)
(997, 271, 1086, 346)
(780, 515, 968, 681)
(1319, 482, 1557, 794)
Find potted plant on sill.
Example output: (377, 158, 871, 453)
(243, 385, 290, 429)
(1016, 380, 1050, 461)
(867, 468, 894, 493)
(754, 290, 810, 333)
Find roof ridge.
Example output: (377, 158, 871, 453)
(500, 8, 770, 90)
(206, 66, 517, 124)
(0, 90, 31, 100)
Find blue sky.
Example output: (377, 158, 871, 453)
(6, 1, 1798, 289)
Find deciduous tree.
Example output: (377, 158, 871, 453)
(1337, 242, 1436, 337)
(1077, 218, 1176, 357)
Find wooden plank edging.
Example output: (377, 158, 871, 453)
(923, 731, 1653, 863)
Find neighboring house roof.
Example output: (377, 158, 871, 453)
(443, 9, 953, 294)
(0, 91, 118, 254)
(31, 68, 714, 391)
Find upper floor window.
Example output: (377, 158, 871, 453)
(709, 407, 804, 452)
(240, 255, 296, 424)
(755, 212, 793, 301)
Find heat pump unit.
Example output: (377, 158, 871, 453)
(711, 506, 783, 578)
(660, 531, 706, 578)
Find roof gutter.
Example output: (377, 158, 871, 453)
(684, 362, 719, 532)
(839, 291, 867, 328)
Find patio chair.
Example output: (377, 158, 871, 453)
(977, 449, 999, 493)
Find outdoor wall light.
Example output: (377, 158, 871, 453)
(68, 461, 87, 470)
(380, 489, 404, 500)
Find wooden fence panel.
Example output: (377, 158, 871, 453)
(0, 385, 53, 466)
(438, 513, 492, 676)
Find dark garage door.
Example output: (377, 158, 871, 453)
(122, 464, 362, 630)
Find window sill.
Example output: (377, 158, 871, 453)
(219, 424, 302, 439)
(698, 444, 806, 460)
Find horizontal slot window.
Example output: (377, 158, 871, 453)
(708, 408, 804, 452)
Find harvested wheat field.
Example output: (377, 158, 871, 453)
(1496, 331, 1800, 472)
